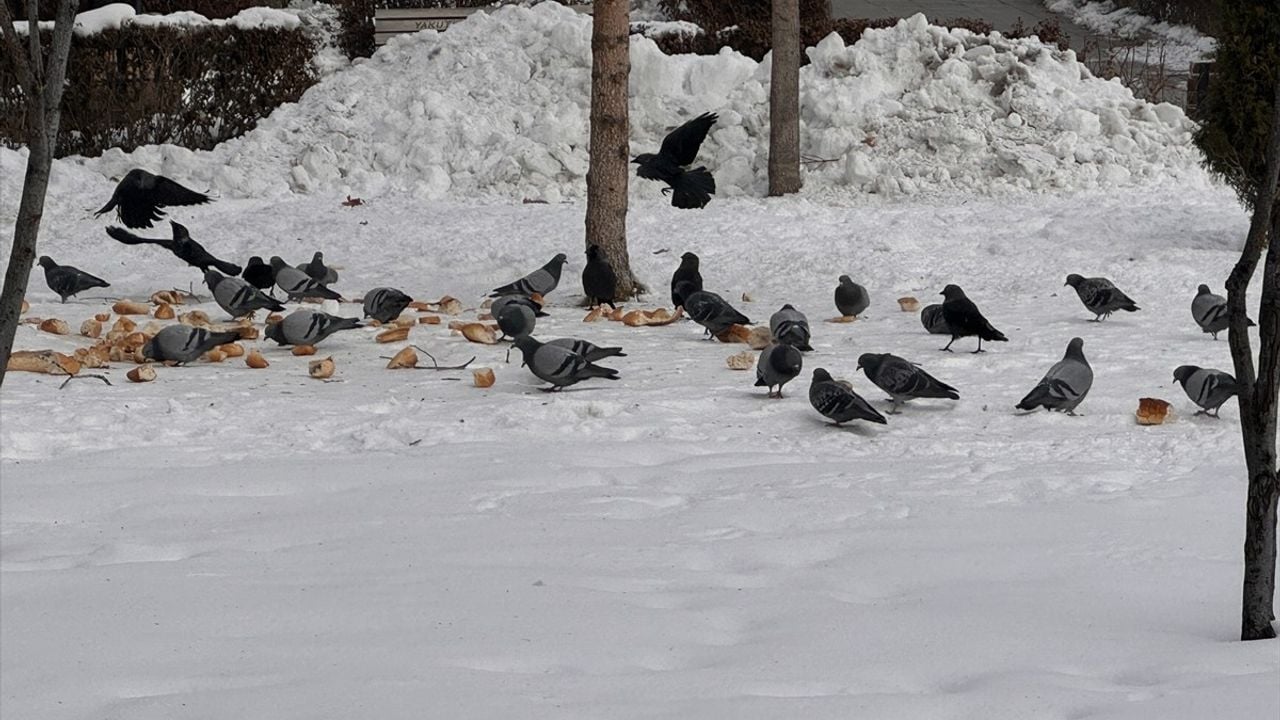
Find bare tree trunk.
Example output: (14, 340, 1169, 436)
(0, 0, 78, 387)
(584, 0, 637, 298)
(1230, 73, 1280, 641)
(768, 0, 802, 196)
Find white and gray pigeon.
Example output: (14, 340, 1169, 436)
(264, 309, 362, 346)
(270, 256, 341, 301)
(677, 281, 750, 337)
(490, 253, 568, 298)
(808, 368, 887, 425)
(204, 270, 284, 319)
(298, 251, 338, 285)
(142, 324, 240, 364)
(36, 256, 110, 303)
(362, 287, 414, 324)
(1191, 284, 1255, 340)
(755, 342, 803, 398)
(769, 304, 813, 351)
(547, 337, 626, 362)
(1064, 274, 1140, 321)
(834, 275, 870, 318)
(1016, 337, 1093, 414)
(511, 336, 620, 390)
(1172, 365, 1241, 417)
(920, 303, 950, 335)
(857, 352, 959, 413)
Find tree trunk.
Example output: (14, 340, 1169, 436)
(584, 0, 636, 299)
(768, 0, 802, 196)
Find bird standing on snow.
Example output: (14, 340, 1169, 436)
(363, 287, 414, 324)
(940, 284, 1008, 352)
(496, 301, 537, 342)
(920, 303, 950, 335)
(36, 256, 110, 303)
(756, 342, 803, 398)
(834, 275, 870, 318)
(1172, 365, 1240, 417)
(632, 112, 718, 209)
(581, 245, 618, 309)
(490, 253, 568, 298)
(106, 221, 241, 276)
(1064, 274, 1140, 321)
(298, 251, 338, 285)
(770, 304, 813, 351)
(676, 282, 750, 337)
(142, 325, 240, 365)
(204, 270, 284, 319)
(270, 256, 341, 301)
(511, 336, 621, 391)
(242, 256, 276, 294)
(547, 338, 626, 362)
(670, 252, 703, 309)
(1016, 337, 1093, 414)
(95, 168, 211, 229)
(491, 294, 548, 321)
(857, 353, 959, 414)
(264, 309, 362, 346)
(808, 368, 887, 426)
(1191, 284, 1255, 340)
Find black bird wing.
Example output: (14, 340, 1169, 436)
(105, 225, 176, 250)
(659, 112, 717, 166)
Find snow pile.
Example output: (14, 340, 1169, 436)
(12, 3, 301, 35)
(1045, 0, 1215, 66)
(19, 3, 1205, 203)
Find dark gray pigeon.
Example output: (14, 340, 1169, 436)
(497, 302, 537, 341)
(920, 303, 950, 335)
(1016, 337, 1093, 414)
(808, 368, 887, 425)
(547, 337, 626, 363)
(1191, 284, 1255, 340)
(363, 287, 413, 324)
(1064, 274, 1139, 321)
(490, 294, 549, 321)
(298, 251, 338, 285)
(834, 275, 870, 317)
(270, 256, 341, 301)
(677, 282, 750, 337)
(36, 256, 110, 303)
(264, 309, 362, 346)
(940, 284, 1007, 353)
(857, 352, 959, 413)
(1173, 365, 1240, 417)
(142, 325, 239, 364)
(95, 168, 210, 229)
(490, 253, 568, 298)
(769, 304, 813, 351)
(511, 335, 620, 390)
(755, 342, 803, 398)
(204, 270, 284, 319)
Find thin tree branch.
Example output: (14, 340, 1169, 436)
(0, 0, 37, 93)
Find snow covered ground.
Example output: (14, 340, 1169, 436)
(1044, 0, 1216, 67)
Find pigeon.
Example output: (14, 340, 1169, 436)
(511, 335, 620, 391)
(106, 221, 241, 276)
(547, 337, 626, 362)
(1172, 365, 1241, 417)
(632, 112, 718, 209)
(263, 309, 362, 346)
(142, 325, 239, 364)
(204, 270, 285, 319)
(1064, 274, 1140, 321)
(496, 301, 537, 341)
(362, 287, 414, 324)
(270, 256, 341, 301)
(755, 342, 803, 398)
(581, 245, 618, 309)
(808, 368, 887, 426)
(36, 256, 110, 303)
(834, 275, 870, 318)
(769, 304, 813, 351)
(940, 284, 1008, 352)
(857, 353, 959, 413)
(670, 252, 703, 308)
(490, 253, 568, 298)
(490, 294, 549, 321)
(242, 256, 276, 294)
(95, 168, 211, 229)
(1191, 284, 1255, 340)
(1016, 337, 1093, 414)
(677, 282, 750, 337)
(298, 251, 338, 285)
(920, 303, 950, 335)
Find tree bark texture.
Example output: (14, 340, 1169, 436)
(768, 0, 802, 196)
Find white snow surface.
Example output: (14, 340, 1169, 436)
(2, 174, 1279, 717)
(11, 3, 301, 35)
(1045, 0, 1216, 66)
(4, 3, 1207, 205)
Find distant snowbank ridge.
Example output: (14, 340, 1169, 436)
(11, 3, 301, 35)
(14, 2, 1206, 204)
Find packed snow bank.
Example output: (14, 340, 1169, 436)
(10, 3, 1205, 204)
(11, 3, 301, 34)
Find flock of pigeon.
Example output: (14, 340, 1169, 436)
(31, 165, 1252, 424)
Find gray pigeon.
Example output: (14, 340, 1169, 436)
(920, 303, 950, 335)
(363, 287, 413, 324)
(857, 353, 959, 413)
(547, 337, 626, 362)
(808, 368, 887, 425)
(36, 256, 110, 303)
(511, 336, 620, 390)
(677, 282, 750, 337)
(1173, 365, 1241, 417)
(1191, 284, 1255, 340)
(270, 256, 341, 301)
(1016, 337, 1093, 414)
(204, 270, 285, 319)
(1064, 274, 1139, 321)
(769, 304, 813, 351)
(264, 309, 362, 346)
(142, 325, 240, 364)
(834, 275, 870, 317)
(490, 253, 568, 298)
(298, 251, 338, 285)
(755, 342, 803, 398)
(496, 302, 536, 341)
(490, 294, 548, 321)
